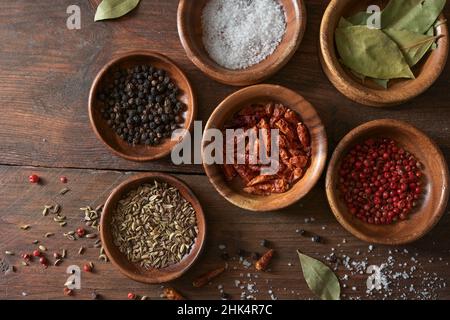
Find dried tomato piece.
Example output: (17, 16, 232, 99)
(233, 164, 257, 184)
(247, 175, 274, 187)
(265, 103, 274, 116)
(297, 123, 310, 148)
(284, 109, 300, 125)
(222, 164, 237, 181)
(289, 155, 309, 169)
(291, 168, 304, 182)
(275, 119, 295, 141)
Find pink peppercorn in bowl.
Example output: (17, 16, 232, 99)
(325, 119, 449, 245)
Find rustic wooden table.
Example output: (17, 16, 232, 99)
(0, 0, 449, 300)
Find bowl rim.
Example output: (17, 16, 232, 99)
(177, 0, 307, 86)
(325, 119, 450, 244)
(319, 0, 449, 107)
(202, 83, 328, 211)
(100, 172, 206, 283)
(88, 50, 197, 162)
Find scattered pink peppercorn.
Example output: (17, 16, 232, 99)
(22, 253, 32, 261)
(127, 292, 136, 300)
(64, 287, 73, 296)
(53, 252, 61, 259)
(39, 256, 47, 265)
(76, 227, 86, 237)
(338, 138, 423, 225)
(60, 176, 68, 183)
(28, 174, 40, 183)
(33, 250, 41, 257)
(83, 264, 92, 272)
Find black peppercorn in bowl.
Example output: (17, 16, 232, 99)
(89, 50, 196, 162)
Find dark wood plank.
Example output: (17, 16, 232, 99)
(0, 166, 448, 300)
(0, 1, 449, 173)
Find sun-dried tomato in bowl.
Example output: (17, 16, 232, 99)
(222, 102, 312, 195)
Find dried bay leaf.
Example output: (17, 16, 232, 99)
(335, 26, 414, 79)
(347, 11, 371, 26)
(372, 78, 389, 89)
(338, 17, 352, 28)
(94, 0, 140, 21)
(384, 28, 438, 66)
(297, 251, 340, 300)
(381, 0, 446, 34)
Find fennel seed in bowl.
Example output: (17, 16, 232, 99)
(111, 181, 198, 270)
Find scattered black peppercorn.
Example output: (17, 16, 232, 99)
(99, 64, 185, 146)
(220, 252, 230, 261)
(260, 239, 269, 248)
(237, 249, 248, 257)
(91, 291, 100, 300)
(220, 292, 230, 300)
(312, 235, 321, 243)
(251, 252, 261, 261)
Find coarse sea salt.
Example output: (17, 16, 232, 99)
(202, 0, 287, 70)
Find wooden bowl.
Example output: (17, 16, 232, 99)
(100, 173, 206, 284)
(89, 50, 196, 161)
(326, 119, 449, 245)
(177, 0, 306, 86)
(319, 0, 449, 107)
(202, 84, 327, 211)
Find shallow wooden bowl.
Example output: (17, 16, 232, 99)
(100, 173, 206, 284)
(326, 119, 449, 245)
(89, 50, 196, 161)
(203, 84, 327, 211)
(319, 0, 449, 107)
(177, 0, 306, 86)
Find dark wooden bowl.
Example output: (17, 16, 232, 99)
(89, 50, 196, 161)
(203, 84, 327, 211)
(100, 173, 206, 284)
(326, 119, 449, 244)
(319, 0, 449, 107)
(177, 0, 306, 86)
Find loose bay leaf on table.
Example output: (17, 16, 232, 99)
(94, 0, 140, 21)
(384, 28, 438, 66)
(381, 0, 446, 34)
(297, 251, 340, 300)
(335, 26, 414, 79)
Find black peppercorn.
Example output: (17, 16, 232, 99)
(100, 63, 184, 146)
(220, 293, 230, 300)
(251, 252, 260, 260)
(237, 249, 248, 257)
(260, 239, 269, 248)
(312, 235, 321, 243)
(220, 252, 230, 261)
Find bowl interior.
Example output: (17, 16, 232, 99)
(100, 173, 205, 283)
(203, 85, 327, 211)
(89, 52, 195, 161)
(326, 0, 448, 91)
(326, 120, 449, 244)
(178, 0, 305, 85)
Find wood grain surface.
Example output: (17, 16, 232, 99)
(0, 0, 449, 300)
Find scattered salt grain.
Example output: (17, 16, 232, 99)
(202, 0, 286, 70)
